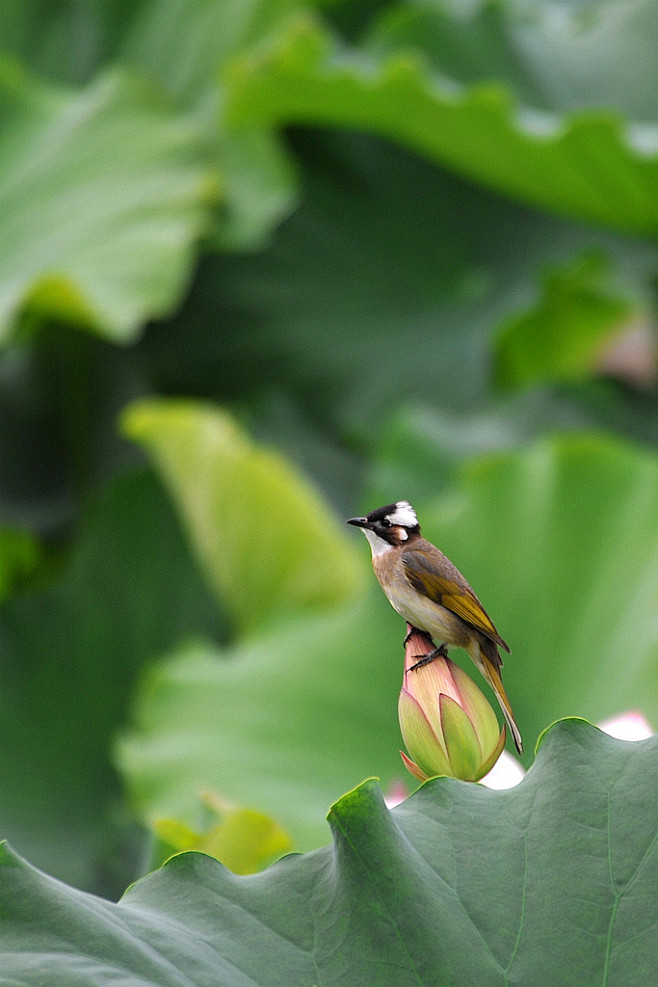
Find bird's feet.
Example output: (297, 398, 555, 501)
(409, 643, 449, 672)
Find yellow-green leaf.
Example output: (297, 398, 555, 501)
(122, 399, 365, 636)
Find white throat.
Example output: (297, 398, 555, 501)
(362, 527, 393, 557)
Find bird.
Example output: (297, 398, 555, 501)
(347, 500, 523, 754)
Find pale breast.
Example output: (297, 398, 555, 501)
(373, 554, 470, 647)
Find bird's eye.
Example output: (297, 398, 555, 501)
(381, 518, 391, 528)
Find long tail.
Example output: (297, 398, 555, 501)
(472, 640, 524, 755)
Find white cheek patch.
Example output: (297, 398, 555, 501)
(396, 527, 409, 540)
(363, 527, 392, 556)
(387, 501, 418, 528)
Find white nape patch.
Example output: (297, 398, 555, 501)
(387, 500, 418, 528)
(363, 526, 393, 557)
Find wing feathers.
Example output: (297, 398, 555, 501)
(402, 544, 510, 652)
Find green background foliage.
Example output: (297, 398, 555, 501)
(0, 0, 656, 981)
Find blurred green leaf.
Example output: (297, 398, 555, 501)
(119, 0, 306, 105)
(0, 61, 217, 345)
(0, 328, 150, 533)
(365, 397, 591, 507)
(0, 0, 134, 86)
(226, 14, 658, 235)
(152, 793, 293, 875)
(116, 430, 658, 849)
(367, 0, 658, 120)
(213, 126, 300, 251)
(0, 470, 224, 893)
(494, 252, 634, 389)
(122, 399, 365, 636)
(0, 0, 303, 252)
(117, 0, 305, 247)
(0, 0, 305, 100)
(0, 527, 41, 600)
(5, 722, 658, 986)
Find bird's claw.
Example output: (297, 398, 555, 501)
(409, 643, 449, 671)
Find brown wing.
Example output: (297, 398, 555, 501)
(402, 542, 510, 652)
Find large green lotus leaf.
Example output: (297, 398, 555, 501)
(0, 61, 216, 345)
(225, 15, 658, 236)
(116, 433, 658, 850)
(0, 470, 224, 894)
(121, 399, 365, 636)
(6, 722, 658, 986)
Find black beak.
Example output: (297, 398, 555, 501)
(347, 516, 370, 528)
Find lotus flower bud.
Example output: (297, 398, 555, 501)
(399, 627, 506, 782)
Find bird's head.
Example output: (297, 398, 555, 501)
(347, 500, 420, 555)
